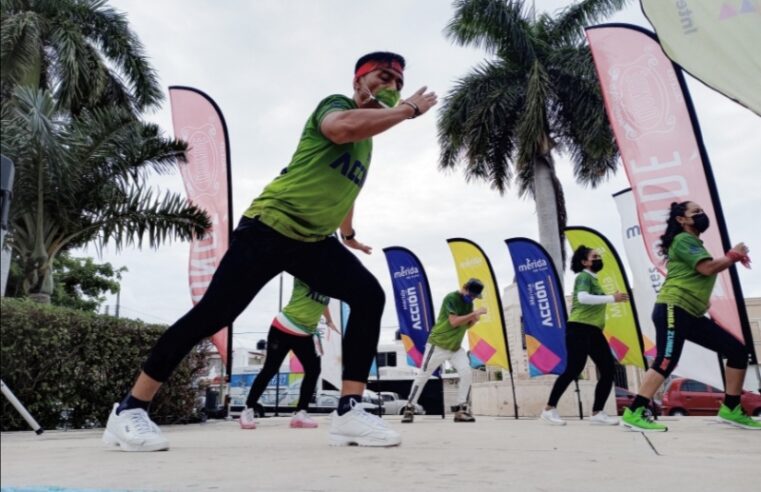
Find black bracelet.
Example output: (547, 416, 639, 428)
(401, 100, 421, 118)
(341, 230, 356, 241)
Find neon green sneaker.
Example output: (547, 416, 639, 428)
(716, 404, 761, 430)
(620, 407, 668, 432)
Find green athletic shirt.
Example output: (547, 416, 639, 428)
(243, 95, 372, 241)
(274, 278, 330, 336)
(427, 291, 474, 351)
(568, 271, 607, 329)
(657, 232, 715, 317)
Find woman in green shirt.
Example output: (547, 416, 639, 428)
(239, 278, 339, 430)
(541, 246, 629, 426)
(621, 201, 758, 432)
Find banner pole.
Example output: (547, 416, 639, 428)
(508, 369, 519, 419)
(375, 354, 382, 418)
(574, 379, 583, 420)
(440, 374, 446, 419)
(0, 380, 43, 435)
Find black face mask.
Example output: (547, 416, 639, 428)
(590, 259, 604, 273)
(691, 213, 710, 233)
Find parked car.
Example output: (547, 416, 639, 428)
(615, 386, 661, 417)
(378, 391, 425, 416)
(308, 389, 382, 415)
(661, 378, 761, 416)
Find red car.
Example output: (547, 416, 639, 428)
(662, 378, 761, 416)
(615, 387, 661, 416)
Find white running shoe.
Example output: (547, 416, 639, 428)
(589, 411, 619, 426)
(540, 408, 566, 426)
(291, 410, 318, 428)
(102, 403, 169, 452)
(239, 408, 257, 430)
(329, 402, 401, 447)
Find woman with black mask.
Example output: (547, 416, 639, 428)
(541, 245, 629, 426)
(621, 201, 758, 432)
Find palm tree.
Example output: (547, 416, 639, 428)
(0, 87, 210, 301)
(439, 0, 627, 276)
(0, 0, 162, 114)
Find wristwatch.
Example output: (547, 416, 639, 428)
(341, 229, 356, 241)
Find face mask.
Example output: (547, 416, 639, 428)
(373, 88, 401, 108)
(461, 293, 474, 304)
(590, 259, 604, 273)
(691, 213, 710, 233)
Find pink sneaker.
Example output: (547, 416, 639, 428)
(290, 410, 318, 428)
(239, 408, 257, 429)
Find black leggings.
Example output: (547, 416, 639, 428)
(547, 322, 616, 413)
(246, 327, 320, 411)
(650, 303, 748, 377)
(143, 217, 384, 383)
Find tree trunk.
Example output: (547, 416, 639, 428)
(533, 157, 563, 286)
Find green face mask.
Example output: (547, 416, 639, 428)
(373, 88, 401, 108)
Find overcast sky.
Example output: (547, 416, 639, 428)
(93, 0, 760, 350)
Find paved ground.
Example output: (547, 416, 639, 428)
(2, 415, 760, 492)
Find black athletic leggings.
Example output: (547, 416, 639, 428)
(650, 303, 748, 377)
(547, 322, 616, 412)
(143, 217, 384, 383)
(246, 327, 320, 411)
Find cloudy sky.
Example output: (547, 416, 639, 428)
(93, 0, 760, 351)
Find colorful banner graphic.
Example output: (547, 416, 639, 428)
(640, 0, 761, 116)
(586, 25, 755, 362)
(505, 238, 567, 376)
(169, 86, 233, 370)
(613, 188, 726, 389)
(565, 226, 647, 368)
(447, 238, 511, 370)
(383, 246, 435, 369)
(230, 368, 305, 409)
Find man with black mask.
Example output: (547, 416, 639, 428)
(401, 279, 487, 423)
(540, 245, 629, 426)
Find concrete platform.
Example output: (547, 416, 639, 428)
(2, 415, 760, 492)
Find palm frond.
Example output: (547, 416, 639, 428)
(446, 0, 536, 66)
(437, 60, 524, 193)
(49, 19, 108, 112)
(514, 60, 553, 195)
(70, 0, 163, 110)
(0, 11, 43, 85)
(550, 0, 630, 45)
(547, 45, 619, 187)
(84, 186, 211, 251)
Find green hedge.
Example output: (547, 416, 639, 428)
(1, 298, 208, 431)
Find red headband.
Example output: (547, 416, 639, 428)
(354, 60, 404, 81)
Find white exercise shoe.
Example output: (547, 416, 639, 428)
(329, 402, 401, 447)
(290, 410, 318, 428)
(102, 403, 169, 452)
(540, 408, 566, 426)
(589, 411, 619, 426)
(239, 408, 257, 429)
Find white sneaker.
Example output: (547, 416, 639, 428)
(290, 410, 318, 428)
(239, 408, 257, 429)
(102, 403, 169, 452)
(329, 402, 401, 447)
(589, 411, 619, 426)
(540, 408, 566, 426)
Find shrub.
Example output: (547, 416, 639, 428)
(1, 298, 208, 431)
